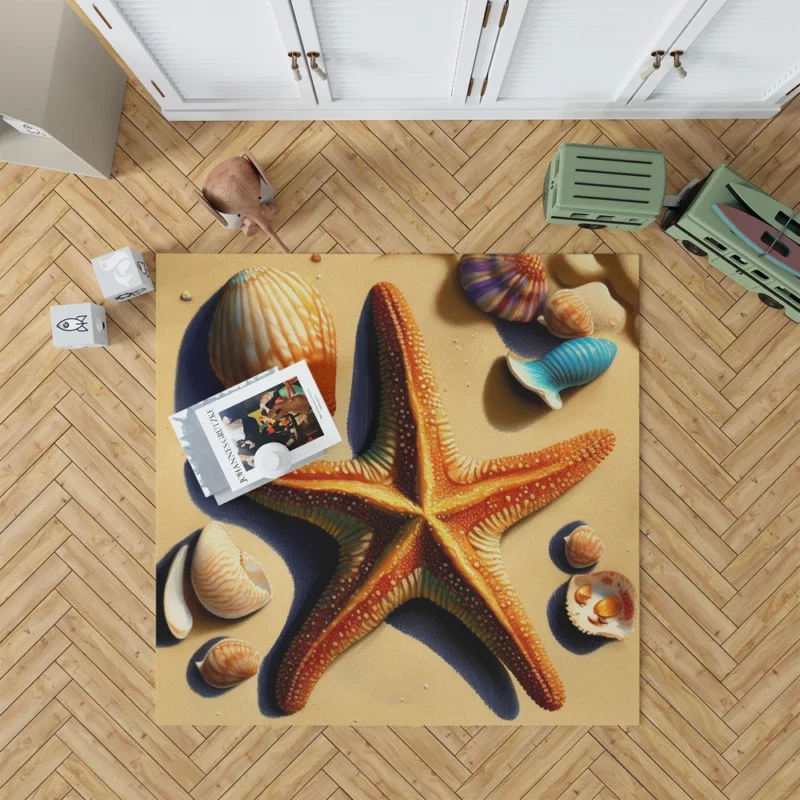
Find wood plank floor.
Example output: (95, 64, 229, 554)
(2, 79, 800, 799)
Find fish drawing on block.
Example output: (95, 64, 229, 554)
(56, 315, 89, 333)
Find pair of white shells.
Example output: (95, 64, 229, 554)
(164, 522, 271, 688)
(562, 527, 636, 640)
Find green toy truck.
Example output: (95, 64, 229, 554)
(543, 143, 800, 322)
(660, 165, 800, 322)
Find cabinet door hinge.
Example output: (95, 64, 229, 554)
(467, 77, 474, 97)
(480, 77, 488, 97)
(499, 0, 509, 27)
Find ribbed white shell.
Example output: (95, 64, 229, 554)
(191, 522, 272, 619)
(209, 266, 338, 413)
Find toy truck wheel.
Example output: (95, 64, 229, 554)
(578, 223, 606, 230)
(758, 293, 784, 310)
(682, 240, 707, 257)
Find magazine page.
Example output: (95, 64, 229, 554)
(170, 367, 280, 497)
(212, 447, 326, 505)
(194, 360, 341, 493)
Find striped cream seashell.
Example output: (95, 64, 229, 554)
(191, 522, 272, 619)
(564, 525, 604, 568)
(196, 638, 261, 688)
(538, 289, 594, 338)
(209, 266, 338, 413)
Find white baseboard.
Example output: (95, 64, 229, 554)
(162, 103, 780, 121)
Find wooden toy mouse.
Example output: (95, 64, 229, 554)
(196, 148, 289, 252)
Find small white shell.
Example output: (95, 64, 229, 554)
(196, 639, 261, 688)
(564, 525, 604, 568)
(164, 544, 192, 640)
(566, 571, 637, 640)
(191, 522, 272, 619)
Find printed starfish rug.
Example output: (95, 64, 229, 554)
(156, 254, 640, 726)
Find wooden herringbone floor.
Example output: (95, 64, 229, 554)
(2, 71, 800, 799)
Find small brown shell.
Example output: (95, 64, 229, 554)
(196, 639, 261, 688)
(538, 290, 594, 338)
(564, 525, 605, 568)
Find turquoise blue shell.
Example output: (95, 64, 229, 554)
(507, 338, 617, 409)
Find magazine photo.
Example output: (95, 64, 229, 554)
(217, 376, 324, 471)
(190, 360, 341, 496)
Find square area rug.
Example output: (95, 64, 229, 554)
(156, 254, 640, 726)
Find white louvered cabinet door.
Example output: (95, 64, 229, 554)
(479, 0, 706, 109)
(289, 0, 487, 107)
(75, 0, 317, 112)
(632, 0, 800, 108)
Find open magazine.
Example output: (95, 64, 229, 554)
(170, 361, 340, 504)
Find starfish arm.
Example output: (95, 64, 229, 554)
(369, 282, 465, 505)
(274, 519, 425, 713)
(277, 454, 391, 485)
(438, 429, 616, 535)
(422, 533, 565, 711)
(264, 474, 418, 518)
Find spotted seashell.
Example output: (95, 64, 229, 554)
(506, 338, 617, 410)
(196, 639, 261, 688)
(538, 290, 594, 338)
(209, 266, 337, 413)
(191, 522, 272, 619)
(566, 571, 637, 640)
(458, 254, 547, 322)
(564, 525, 604, 568)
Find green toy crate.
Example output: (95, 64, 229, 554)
(544, 143, 667, 231)
(661, 164, 800, 322)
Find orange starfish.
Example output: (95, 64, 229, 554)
(255, 282, 615, 714)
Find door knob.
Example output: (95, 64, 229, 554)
(640, 51, 665, 81)
(288, 51, 302, 81)
(307, 52, 328, 81)
(670, 50, 687, 79)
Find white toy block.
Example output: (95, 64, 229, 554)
(91, 246, 154, 302)
(50, 303, 108, 349)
